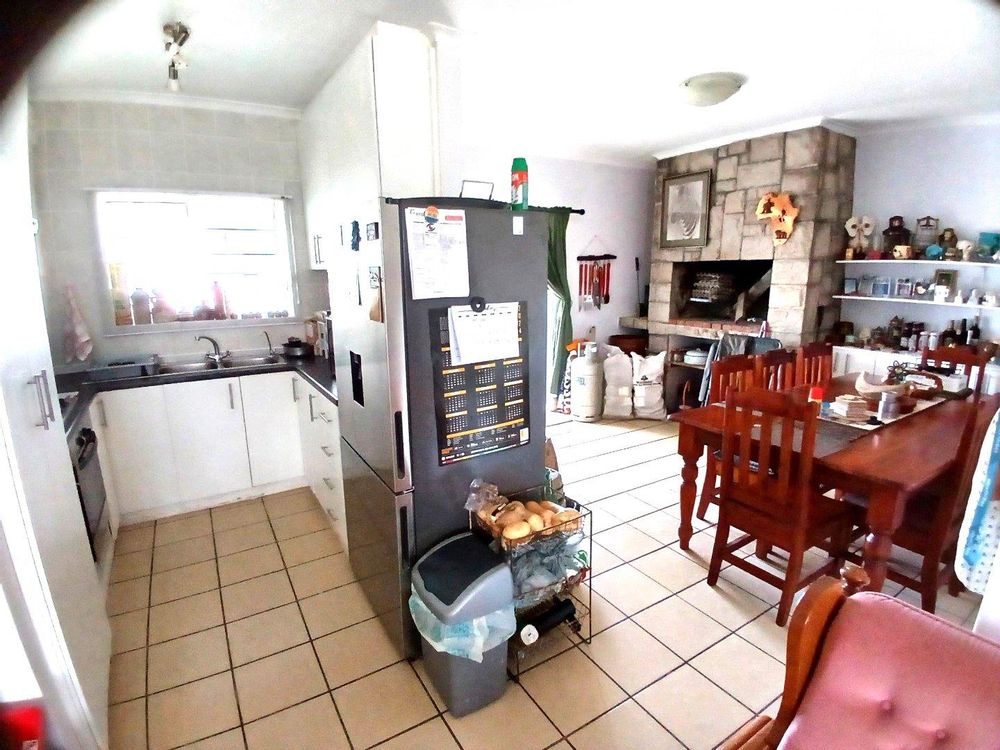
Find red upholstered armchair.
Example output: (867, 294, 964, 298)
(722, 568, 1000, 750)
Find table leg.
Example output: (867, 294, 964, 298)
(861, 486, 906, 592)
(677, 425, 702, 550)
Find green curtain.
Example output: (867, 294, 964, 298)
(546, 210, 573, 394)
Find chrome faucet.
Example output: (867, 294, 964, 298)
(196, 335, 231, 364)
(264, 331, 276, 356)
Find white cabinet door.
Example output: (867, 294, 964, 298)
(832, 346, 849, 377)
(101, 386, 180, 515)
(241, 372, 304, 486)
(163, 379, 252, 501)
(295, 380, 347, 549)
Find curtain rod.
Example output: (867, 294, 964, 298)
(383, 196, 584, 215)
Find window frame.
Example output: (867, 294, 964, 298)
(91, 188, 303, 335)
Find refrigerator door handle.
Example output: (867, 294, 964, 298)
(393, 411, 406, 480)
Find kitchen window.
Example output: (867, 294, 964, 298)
(94, 191, 295, 327)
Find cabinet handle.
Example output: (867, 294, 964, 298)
(38, 369, 55, 424)
(322, 477, 335, 490)
(320, 445, 335, 457)
(308, 393, 315, 422)
(315, 235, 323, 264)
(98, 400, 108, 427)
(228, 382, 235, 410)
(27, 372, 50, 430)
(318, 411, 332, 424)
(291, 377, 299, 403)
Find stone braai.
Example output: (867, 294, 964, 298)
(649, 126, 856, 349)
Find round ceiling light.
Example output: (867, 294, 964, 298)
(680, 72, 746, 107)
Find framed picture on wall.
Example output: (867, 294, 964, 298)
(660, 170, 711, 248)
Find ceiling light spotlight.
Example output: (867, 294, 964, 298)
(167, 61, 180, 93)
(162, 21, 190, 93)
(680, 72, 746, 107)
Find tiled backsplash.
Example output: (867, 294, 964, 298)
(28, 99, 329, 364)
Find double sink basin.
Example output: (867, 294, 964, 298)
(155, 355, 283, 375)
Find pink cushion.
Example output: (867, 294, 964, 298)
(777, 592, 1000, 750)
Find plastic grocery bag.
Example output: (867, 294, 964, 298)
(631, 351, 667, 419)
(409, 592, 516, 663)
(603, 350, 633, 418)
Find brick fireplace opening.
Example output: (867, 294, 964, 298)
(671, 259, 772, 325)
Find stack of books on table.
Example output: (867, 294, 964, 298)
(830, 395, 868, 421)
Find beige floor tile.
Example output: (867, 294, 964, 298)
(593, 524, 663, 561)
(107, 576, 150, 616)
(111, 548, 153, 583)
(374, 717, 459, 750)
(217, 543, 285, 586)
(150, 560, 218, 606)
(155, 512, 213, 546)
(264, 488, 318, 519)
(287, 552, 356, 598)
(177, 728, 245, 749)
(762, 695, 782, 719)
(632, 596, 730, 660)
(211, 498, 267, 532)
(628, 478, 683, 509)
(677, 578, 772, 630)
(587, 506, 627, 533)
(221, 570, 294, 622)
(717, 562, 787, 606)
(572, 587, 626, 636)
(244, 695, 349, 750)
(411, 659, 447, 711)
(147, 672, 240, 750)
(109, 648, 146, 704)
(279, 528, 342, 567)
(147, 626, 230, 693)
(569, 699, 684, 750)
(590, 564, 671, 616)
(148, 590, 224, 644)
(314, 617, 401, 688)
(111, 609, 148, 654)
(116, 524, 155, 554)
(736, 611, 789, 663)
(670, 529, 719, 569)
(227, 603, 309, 666)
(635, 665, 754, 750)
(581, 620, 683, 693)
(334, 662, 436, 749)
(299, 582, 375, 638)
(271, 507, 330, 541)
(109, 697, 146, 750)
(153, 535, 216, 573)
(444, 682, 560, 750)
(691, 634, 785, 712)
(520, 648, 626, 734)
(234, 644, 327, 722)
(589, 542, 627, 577)
(632, 546, 710, 593)
(214, 520, 275, 557)
(629, 510, 682, 545)
(588, 492, 657, 522)
(511, 625, 575, 673)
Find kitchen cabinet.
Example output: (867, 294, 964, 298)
(294, 376, 347, 549)
(241, 372, 304, 486)
(163, 379, 252, 501)
(100, 385, 180, 516)
(832, 346, 921, 379)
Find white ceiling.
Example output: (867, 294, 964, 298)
(30, 0, 1000, 163)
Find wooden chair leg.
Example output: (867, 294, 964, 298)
(696, 453, 717, 521)
(707, 514, 729, 587)
(755, 540, 772, 560)
(919, 554, 940, 614)
(943, 545, 966, 597)
(776, 539, 805, 627)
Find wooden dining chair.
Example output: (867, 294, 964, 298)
(708, 387, 856, 626)
(795, 342, 833, 388)
(920, 346, 992, 400)
(696, 354, 758, 521)
(844, 394, 1000, 612)
(755, 348, 796, 392)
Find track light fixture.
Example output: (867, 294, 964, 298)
(163, 21, 190, 92)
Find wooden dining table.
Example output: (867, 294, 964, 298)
(668, 374, 973, 592)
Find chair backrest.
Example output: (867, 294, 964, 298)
(920, 346, 991, 399)
(755, 348, 796, 391)
(795, 342, 833, 387)
(720, 387, 818, 523)
(709, 354, 756, 404)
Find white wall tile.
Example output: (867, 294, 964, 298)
(112, 103, 150, 131)
(45, 101, 80, 130)
(115, 130, 154, 171)
(78, 102, 114, 130)
(43, 130, 82, 169)
(182, 108, 216, 134)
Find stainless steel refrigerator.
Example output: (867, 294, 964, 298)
(332, 197, 550, 657)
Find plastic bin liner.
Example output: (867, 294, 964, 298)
(409, 593, 516, 663)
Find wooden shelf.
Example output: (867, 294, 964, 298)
(834, 294, 1000, 312)
(669, 361, 707, 371)
(836, 259, 1000, 270)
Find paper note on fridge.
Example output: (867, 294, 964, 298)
(448, 303, 520, 366)
(405, 206, 470, 300)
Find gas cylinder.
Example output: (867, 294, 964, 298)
(570, 342, 603, 422)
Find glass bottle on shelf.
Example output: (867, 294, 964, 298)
(969, 316, 981, 347)
(940, 320, 958, 347)
(959, 319, 968, 345)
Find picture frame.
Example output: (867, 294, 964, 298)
(859, 275, 876, 297)
(894, 279, 914, 298)
(933, 269, 957, 295)
(843, 277, 859, 295)
(871, 277, 892, 297)
(660, 170, 711, 248)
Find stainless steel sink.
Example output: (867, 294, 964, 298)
(157, 361, 220, 374)
(222, 355, 282, 368)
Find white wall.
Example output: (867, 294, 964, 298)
(846, 118, 1000, 338)
(28, 100, 330, 364)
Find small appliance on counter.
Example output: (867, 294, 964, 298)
(281, 337, 314, 359)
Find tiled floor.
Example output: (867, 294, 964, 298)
(107, 417, 984, 750)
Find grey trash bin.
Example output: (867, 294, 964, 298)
(411, 532, 513, 717)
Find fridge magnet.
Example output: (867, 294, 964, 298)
(755, 192, 799, 246)
(366, 222, 379, 241)
(660, 170, 711, 248)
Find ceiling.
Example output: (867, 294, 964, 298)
(30, 0, 1000, 163)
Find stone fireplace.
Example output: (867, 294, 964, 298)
(647, 125, 856, 349)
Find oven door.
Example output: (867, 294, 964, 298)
(71, 421, 107, 561)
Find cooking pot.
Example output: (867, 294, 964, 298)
(282, 337, 314, 358)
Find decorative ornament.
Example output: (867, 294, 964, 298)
(844, 215, 875, 259)
(914, 216, 939, 256)
(755, 192, 799, 247)
(882, 215, 911, 254)
(957, 239, 975, 262)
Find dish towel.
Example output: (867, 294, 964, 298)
(956, 407, 1000, 594)
(63, 284, 93, 362)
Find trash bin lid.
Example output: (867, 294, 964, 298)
(412, 533, 513, 623)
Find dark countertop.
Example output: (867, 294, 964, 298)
(57, 355, 337, 434)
